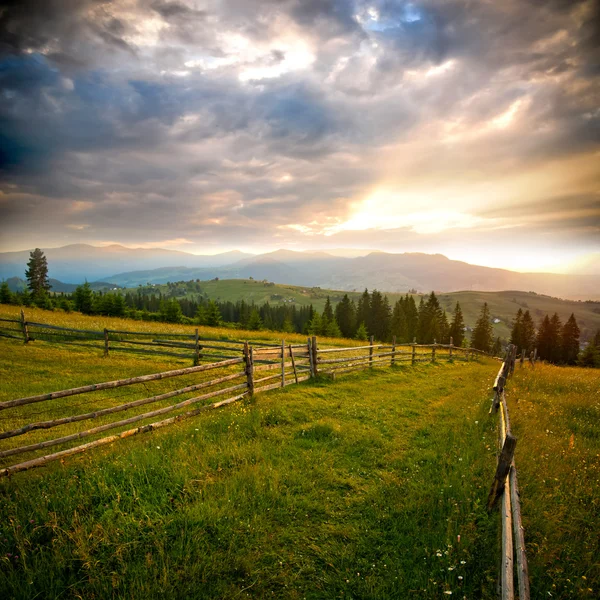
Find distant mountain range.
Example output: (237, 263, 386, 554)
(1, 244, 599, 300)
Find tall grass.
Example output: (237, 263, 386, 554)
(507, 363, 600, 598)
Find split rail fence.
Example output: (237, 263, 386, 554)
(487, 344, 530, 600)
(0, 332, 486, 477)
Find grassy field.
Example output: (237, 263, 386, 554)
(505, 363, 600, 598)
(125, 280, 600, 342)
(0, 315, 598, 599)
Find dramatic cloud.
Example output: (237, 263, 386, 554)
(0, 0, 599, 272)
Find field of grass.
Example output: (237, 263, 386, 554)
(505, 363, 600, 598)
(1, 311, 597, 599)
(0, 330, 504, 599)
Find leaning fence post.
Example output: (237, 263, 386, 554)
(307, 337, 314, 378)
(487, 433, 517, 511)
(244, 342, 254, 395)
(193, 328, 200, 366)
(103, 328, 109, 357)
(449, 336, 453, 361)
(391, 335, 396, 366)
(19, 309, 30, 344)
(369, 335, 374, 367)
(312, 336, 319, 376)
(289, 344, 298, 384)
(281, 339, 285, 387)
(432, 339, 436, 363)
(412, 337, 416, 365)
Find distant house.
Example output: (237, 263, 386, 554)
(493, 318, 501, 324)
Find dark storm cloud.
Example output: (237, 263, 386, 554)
(0, 0, 598, 260)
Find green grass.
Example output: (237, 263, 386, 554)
(0, 335, 502, 599)
(506, 363, 600, 598)
(1, 318, 598, 599)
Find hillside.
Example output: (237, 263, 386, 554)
(103, 250, 600, 300)
(122, 279, 600, 343)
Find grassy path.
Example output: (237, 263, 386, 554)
(0, 357, 501, 599)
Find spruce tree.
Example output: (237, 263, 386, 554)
(536, 315, 551, 360)
(471, 302, 493, 352)
(247, 308, 263, 331)
(521, 310, 536, 354)
(25, 248, 51, 300)
(323, 297, 334, 322)
(449, 302, 465, 347)
(561, 313, 580, 365)
(404, 295, 419, 342)
(355, 322, 368, 341)
(391, 299, 407, 342)
(0, 281, 14, 305)
(509, 308, 524, 349)
(73, 282, 94, 314)
(548, 313, 563, 363)
(335, 294, 356, 338)
(356, 289, 371, 336)
(205, 300, 222, 327)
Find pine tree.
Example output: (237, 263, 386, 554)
(323, 297, 334, 322)
(73, 282, 94, 314)
(205, 300, 222, 327)
(356, 289, 371, 336)
(509, 308, 524, 349)
(25, 248, 51, 300)
(247, 308, 263, 331)
(416, 297, 427, 343)
(521, 310, 536, 354)
(160, 299, 183, 323)
(548, 313, 563, 363)
(0, 281, 14, 304)
(335, 294, 356, 338)
(404, 294, 419, 341)
(391, 299, 407, 342)
(355, 322, 368, 341)
(471, 303, 493, 352)
(449, 302, 465, 347)
(307, 312, 322, 336)
(536, 315, 551, 360)
(561, 313, 580, 365)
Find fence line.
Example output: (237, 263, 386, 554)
(0, 332, 488, 477)
(488, 344, 531, 600)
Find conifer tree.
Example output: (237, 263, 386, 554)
(548, 313, 563, 363)
(391, 299, 407, 342)
(205, 300, 222, 327)
(73, 282, 94, 314)
(355, 322, 368, 341)
(335, 294, 356, 338)
(561, 313, 580, 365)
(0, 281, 14, 305)
(25, 248, 51, 300)
(247, 308, 263, 330)
(510, 308, 524, 349)
(449, 302, 465, 347)
(323, 297, 334, 323)
(356, 289, 371, 335)
(521, 310, 536, 353)
(416, 296, 427, 343)
(404, 294, 419, 341)
(536, 314, 551, 360)
(471, 302, 493, 352)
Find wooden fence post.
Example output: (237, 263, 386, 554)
(369, 335, 374, 367)
(412, 337, 416, 365)
(103, 328, 109, 357)
(193, 329, 200, 366)
(487, 434, 517, 511)
(289, 344, 298, 384)
(312, 336, 319, 377)
(391, 335, 396, 366)
(244, 342, 254, 395)
(432, 339, 436, 363)
(281, 339, 285, 387)
(449, 337, 453, 361)
(307, 337, 314, 378)
(20, 309, 30, 344)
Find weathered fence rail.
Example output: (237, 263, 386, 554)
(0, 330, 489, 477)
(487, 344, 531, 600)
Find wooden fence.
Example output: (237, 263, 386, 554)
(0, 310, 285, 365)
(0, 333, 487, 477)
(487, 344, 531, 600)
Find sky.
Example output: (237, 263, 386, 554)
(0, 0, 599, 274)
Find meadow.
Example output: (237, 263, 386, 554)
(0, 309, 598, 599)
